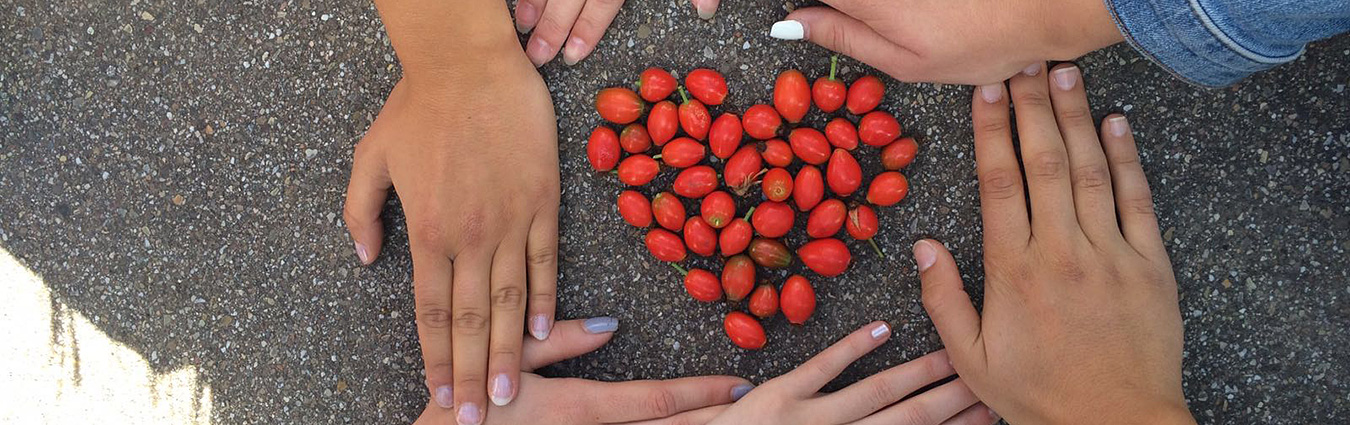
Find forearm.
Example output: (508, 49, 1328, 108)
(374, 0, 521, 81)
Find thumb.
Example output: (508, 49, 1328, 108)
(343, 139, 391, 266)
(520, 317, 618, 371)
(774, 7, 922, 81)
(913, 240, 985, 367)
(691, 0, 720, 20)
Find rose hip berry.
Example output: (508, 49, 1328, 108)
(812, 56, 846, 113)
(673, 165, 719, 198)
(645, 228, 686, 262)
(789, 128, 831, 165)
(825, 117, 859, 150)
(760, 139, 794, 168)
(724, 145, 764, 195)
(616, 190, 652, 228)
(880, 137, 918, 170)
(595, 87, 645, 124)
(858, 111, 902, 147)
(798, 238, 852, 277)
(846, 204, 879, 240)
(748, 237, 792, 268)
(743, 104, 782, 140)
(780, 275, 816, 325)
(709, 113, 743, 159)
(620, 123, 652, 153)
(748, 285, 780, 319)
(722, 255, 756, 301)
(683, 216, 718, 257)
(587, 126, 621, 171)
(866, 171, 910, 207)
(751, 201, 794, 238)
(685, 68, 728, 105)
(793, 165, 825, 211)
(846, 75, 884, 115)
(647, 100, 679, 146)
(724, 311, 766, 350)
(638, 67, 677, 102)
(806, 198, 846, 238)
(675, 265, 722, 302)
(661, 137, 706, 168)
(719, 216, 753, 256)
(617, 154, 659, 186)
(826, 148, 863, 197)
(761, 167, 794, 202)
(773, 69, 811, 123)
(700, 191, 735, 228)
(651, 192, 686, 232)
(677, 87, 711, 140)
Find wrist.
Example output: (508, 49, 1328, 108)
(376, 0, 525, 80)
(1036, 0, 1126, 60)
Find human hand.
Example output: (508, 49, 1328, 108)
(772, 0, 1125, 84)
(409, 318, 752, 425)
(343, 46, 559, 423)
(914, 63, 1195, 424)
(513, 0, 627, 66)
(706, 322, 998, 425)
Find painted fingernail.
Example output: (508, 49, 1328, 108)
(978, 84, 1002, 104)
(912, 240, 937, 272)
(583, 316, 619, 334)
(1052, 65, 1079, 91)
(870, 322, 891, 339)
(730, 384, 754, 401)
(526, 37, 551, 67)
(514, 1, 538, 33)
(562, 37, 587, 66)
(354, 241, 370, 264)
(770, 20, 804, 40)
(490, 373, 515, 406)
(434, 385, 454, 409)
(1023, 63, 1041, 76)
(529, 314, 552, 341)
(693, 0, 717, 20)
(1107, 115, 1130, 137)
(456, 402, 482, 425)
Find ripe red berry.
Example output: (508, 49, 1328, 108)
(651, 192, 686, 232)
(700, 191, 735, 228)
(858, 111, 902, 147)
(724, 311, 766, 350)
(760, 138, 794, 168)
(645, 229, 686, 262)
(773, 69, 811, 123)
(761, 167, 794, 202)
(806, 198, 846, 238)
(797, 238, 852, 277)
(748, 285, 780, 319)
(683, 216, 718, 257)
(793, 165, 825, 211)
(866, 172, 910, 207)
(586, 126, 621, 171)
(638, 67, 677, 102)
(743, 104, 782, 140)
(846, 75, 884, 115)
(826, 148, 862, 197)
(617, 155, 659, 186)
(880, 137, 918, 170)
(595, 87, 645, 124)
(616, 190, 652, 227)
(620, 123, 652, 153)
(685, 68, 728, 105)
(751, 201, 794, 238)
(709, 113, 743, 159)
(722, 255, 756, 301)
(780, 275, 816, 325)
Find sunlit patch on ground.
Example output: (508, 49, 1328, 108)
(0, 249, 213, 424)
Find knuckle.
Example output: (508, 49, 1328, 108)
(454, 310, 489, 334)
(1056, 105, 1093, 123)
(644, 388, 680, 417)
(978, 168, 1023, 201)
(410, 216, 449, 246)
(896, 405, 934, 425)
(528, 247, 557, 267)
(1049, 254, 1088, 282)
(1028, 151, 1069, 180)
(416, 306, 453, 330)
(867, 378, 900, 407)
(529, 290, 556, 308)
(1109, 152, 1142, 168)
(824, 24, 856, 55)
(1072, 163, 1111, 192)
(974, 116, 1009, 136)
(1012, 90, 1051, 109)
(493, 286, 525, 310)
(457, 207, 489, 249)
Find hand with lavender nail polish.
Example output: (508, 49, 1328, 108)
(513, 0, 627, 66)
(410, 318, 752, 425)
(705, 322, 1000, 425)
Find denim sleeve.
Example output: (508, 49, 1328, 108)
(1105, 0, 1350, 86)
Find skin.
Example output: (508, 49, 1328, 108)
(914, 64, 1196, 424)
(411, 319, 752, 425)
(701, 322, 999, 425)
(783, 0, 1125, 84)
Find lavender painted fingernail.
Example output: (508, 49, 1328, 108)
(978, 84, 1003, 104)
(1108, 115, 1130, 137)
(457, 402, 482, 425)
(583, 317, 619, 334)
(730, 384, 754, 401)
(1023, 63, 1041, 76)
(434, 385, 453, 408)
(1052, 65, 1079, 91)
(490, 373, 514, 406)
(529, 314, 552, 341)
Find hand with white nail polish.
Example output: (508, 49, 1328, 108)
(344, 2, 561, 423)
(514, 0, 627, 66)
(915, 64, 1195, 424)
(771, 0, 1124, 84)
(411, 318, 753, 425)
(706, 322, 1000, 425)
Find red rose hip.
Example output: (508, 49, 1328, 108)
(673, 165, 719, 198)
(880, 137, 918, 170)
(677, 87, 711, 140)
(678, 266, 722, 302)
(651, 192, 686, 231)
(773, 69, 811, 123)
(760, 139, 794, 168)
(719, 217, 753, 256)
(620, 123, 652, 153)
(708, 113, 743, 159)
(866, 172, 909, 206)
(806, 198, 846, 238)
(685, 68, 728, 105)
(798, 238, 852, 276)
(595, 87, 644, 124)
(742, 104, 782, 140)
(780, 275, 816, 325)
(616, 190, 652, 227)
(826, 148, 862, 197)
(645, 229, 686, 262)
(858, 111, 901, 147)
(825, 117, 859, 150)
(813, 56, 846, 113)
(617, 155, 659, 186)
(647, 100, 679, 146)
(638, 67, 677, 102)
(747, 237, 792, 268)
(845, 204, 879, 240)
(748, 285, 780, 319)
(846, 75, 884, 115)
(722, 255, 756, 301)
(724, 145, 764, 195)
(700, 191, 735, 228)
(587, 126, 621, 171)
(724, 311, 766, 350)
(683, 216, 718, 257)
(793, 165, 825, 211)
(661, 137, 705, 168)
(751, 201, 794, 238)
(789, 128, 831, 165)
(761, 167, 794, 202)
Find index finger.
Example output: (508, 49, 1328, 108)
(779, 321, 891, 395)
(578, 376, 751, 422)
(971, 82, 1030, 250)
(410, 247, 455, 410)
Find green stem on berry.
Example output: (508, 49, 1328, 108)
(677, 86, 690, 104)
(743, 206, 756, 220)
(652, 154, 663, 160)
(868, 239, 884, 258)
(829, 55, 839, 81)
(670, 263, 688, 276)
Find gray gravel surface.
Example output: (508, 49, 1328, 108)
(2, 0, 1347, 423)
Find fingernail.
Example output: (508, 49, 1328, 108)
(730, 384, 754, 401)
(913, 240, 937, 272)
(456, 402, 482, 425)
(514, 2, 538, 33)
(434, 385, 453, 409)
(562, 37, 587, 66)
(987, 406, 1001, 420)
(978, 84, 1002, 104)
(1023, 63, 1041, 76)
(770, 20, 804, 40)
(490, 373, 515, 406)
(693, 0, 717, 20)
(354, 241, 371, 265)
(526, 37, 551, 67)
(583, 316, 619, 334)
(1052, 65, 1079, 91)
(870, 322, 890, 339)
(529, 314, 552, 341)
(1107, 115, 1130, 137)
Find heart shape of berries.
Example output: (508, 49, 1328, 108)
(588, 59, 919, 350)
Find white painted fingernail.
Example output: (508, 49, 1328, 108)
(1108, 115, 1130, 137)
(978, 84, 1003, 104)
(529, 314, 551, 340)
(1023, 63, 1041, 76)
(354, 241, 371, 264)
(870, 322, 890, 339)
(562, 37, 587, 66)
(1052, 65, 1079, 91)
(770, 20, 804, 40)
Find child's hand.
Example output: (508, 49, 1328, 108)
(916, 63, 1195, 424)
(774, 0, 1124, 84)
(343, 48, 560, 423)
(704, 322, 999, 425)
(513, 0, 626, 66)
